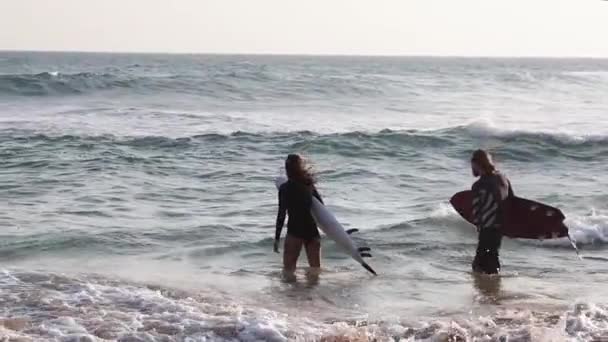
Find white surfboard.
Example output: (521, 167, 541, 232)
(275, 176, 376, 275)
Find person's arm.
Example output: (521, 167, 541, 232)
(274, 186, 287, 252)
(472, 184, 483, 230)
(472, 182, 498, 231)
(312, 186, 323, 204)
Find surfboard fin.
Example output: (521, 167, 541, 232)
(361, 262, 377, 276)
(346, 229, 359, 235)
(360, 253, 372, 258)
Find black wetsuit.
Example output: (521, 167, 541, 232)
(275, 180, 323, 241)
(471, 171, 513, 274)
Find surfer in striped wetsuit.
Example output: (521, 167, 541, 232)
(275, 154, 323, 277)
(471, 149, 513, 274)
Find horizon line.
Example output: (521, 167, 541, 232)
(1, 48, 608, 60)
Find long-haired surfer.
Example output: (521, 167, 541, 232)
(470, 149, 514, 274)
(275, 154, 323, 277)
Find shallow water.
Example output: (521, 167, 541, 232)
(1, 52, 607, 341)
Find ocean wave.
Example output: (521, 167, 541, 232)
(0, 224, 251, 260)
(562, 70, 608, 82)
(0, 231, 158, 260)
(0, 66, 391, 98)
(0, 70, 256, 97)
(0, 71, 137, 96)
(458, 119, 608, 145)
(2, 123, 607, 161)
(2, 54, 608, 100)
(0, 270, 606, 341)
(493, 69, 608, 88)
(4, 123, 608, 145)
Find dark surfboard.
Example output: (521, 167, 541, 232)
(450, 191, 569, 239)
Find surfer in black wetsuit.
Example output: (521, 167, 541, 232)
(275, 154, 323, 276)
(470, 149, 513, 274)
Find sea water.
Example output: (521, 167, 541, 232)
(1, 52, 607, 341)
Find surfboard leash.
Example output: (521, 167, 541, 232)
(567, 235, 583, 260)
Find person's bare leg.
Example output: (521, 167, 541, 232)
(283, 235, 303, 279)
(304, 238, 321, 276)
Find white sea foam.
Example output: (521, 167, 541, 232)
(567, 210, 608, 246)
(462, 118, 607, 145)
(523, 210, 608, 249)
(1, 270, 606, 341)
(428, 202, 459, 220)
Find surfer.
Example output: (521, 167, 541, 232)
(470, 149, 513, 274)
(275, 154, 323, 276)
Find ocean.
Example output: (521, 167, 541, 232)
(0, 51, 607, 341)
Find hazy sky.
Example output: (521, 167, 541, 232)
(1, 0, 607, 56)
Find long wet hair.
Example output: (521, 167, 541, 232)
(471, 149, 496, 175)
(285, 154, 316, 186)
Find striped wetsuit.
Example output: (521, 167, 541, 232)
(471, 171, 513, 274)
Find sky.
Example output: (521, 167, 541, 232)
(1, 0, 607, 57)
